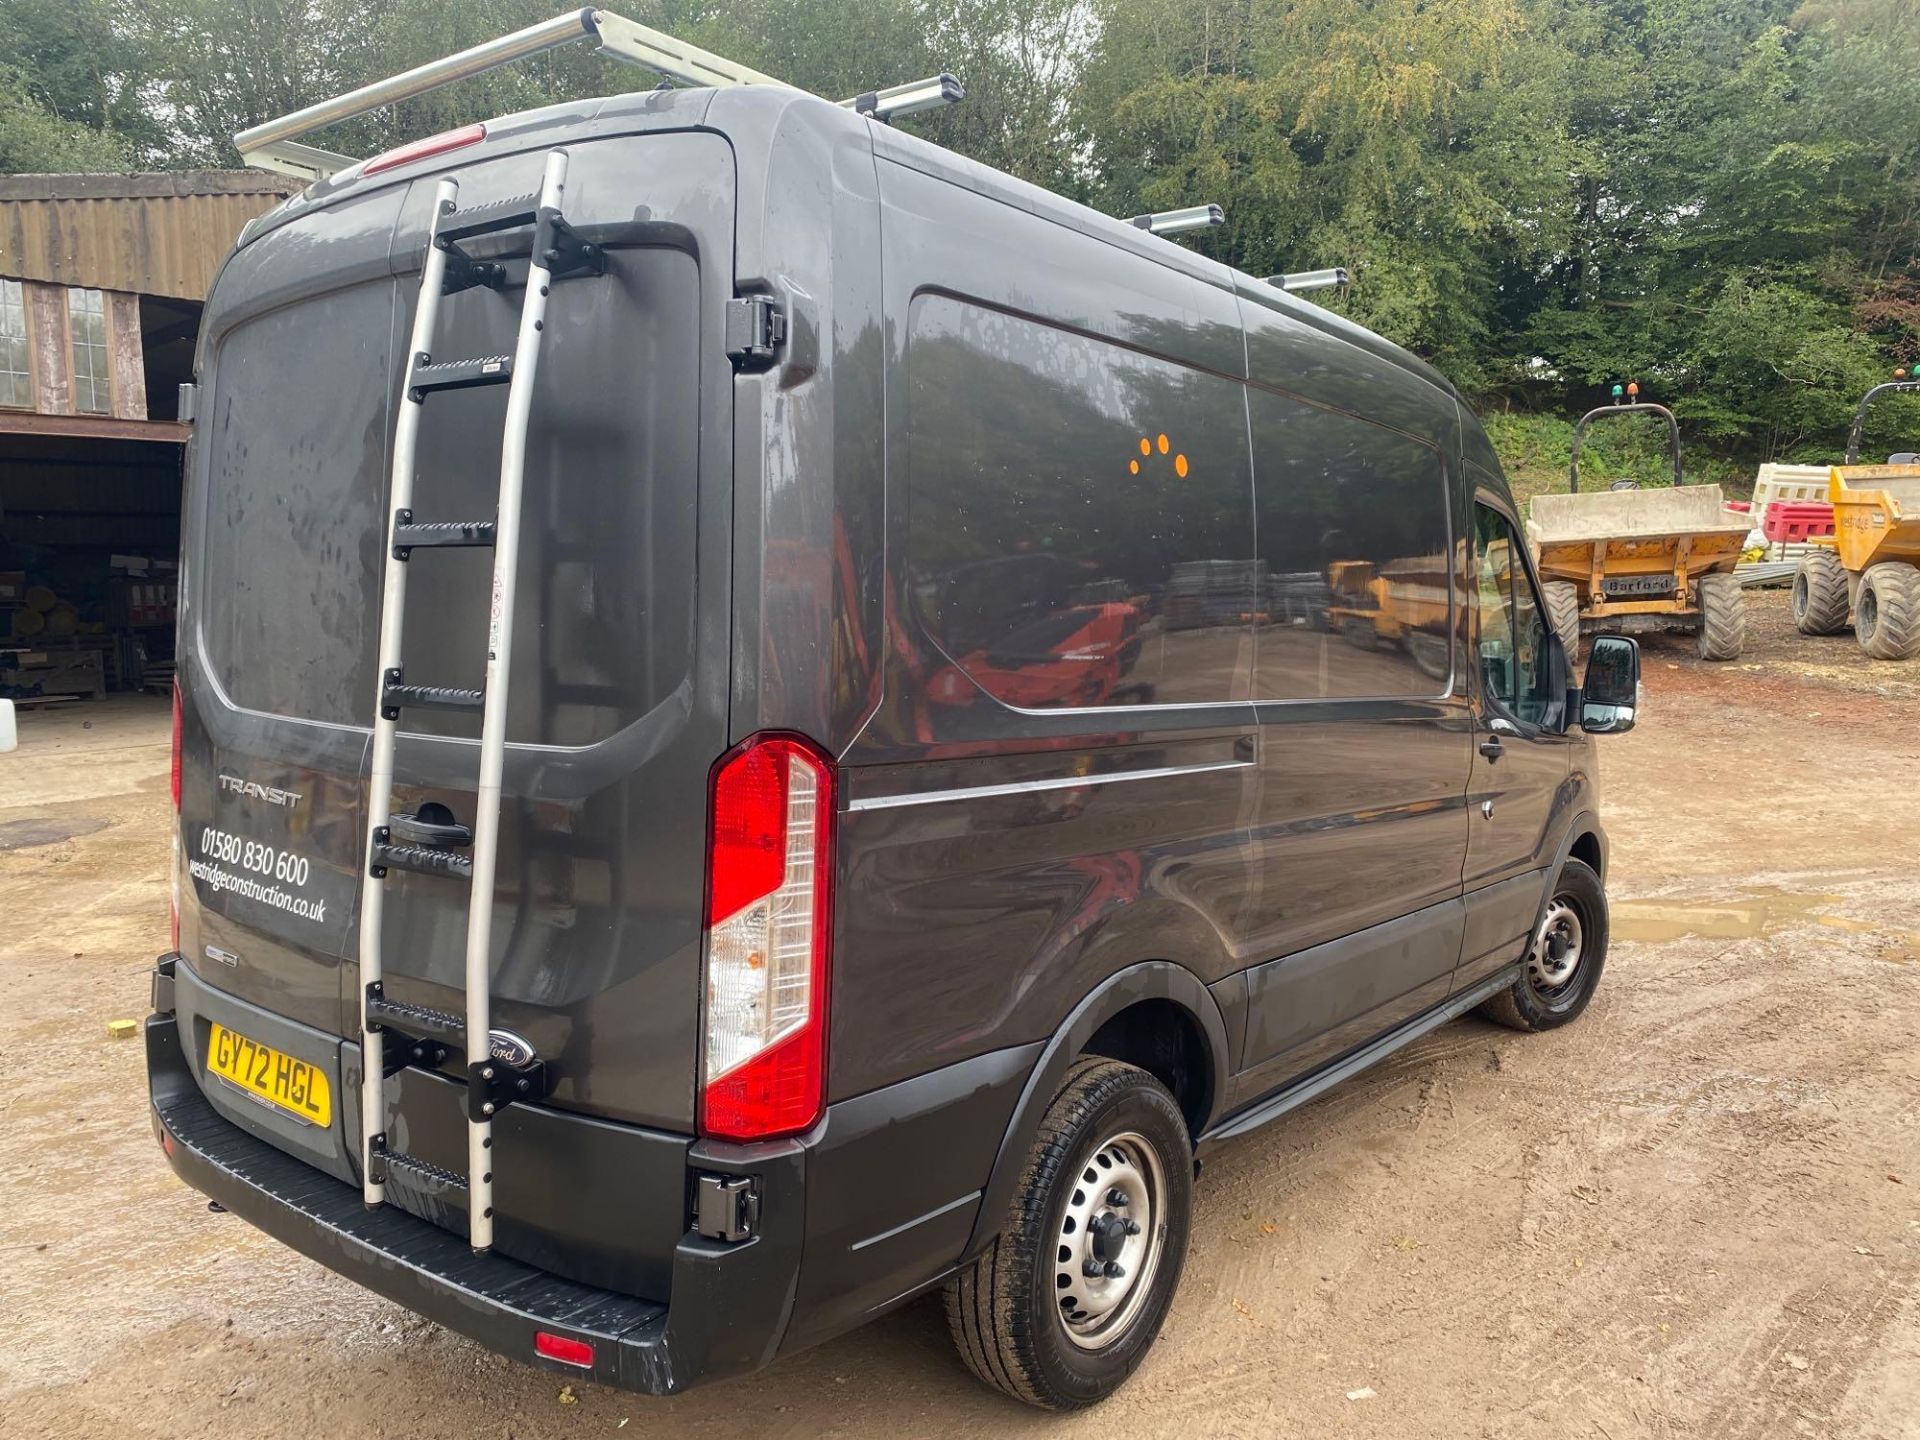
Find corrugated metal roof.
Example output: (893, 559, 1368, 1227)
(0, 171, 298, 301)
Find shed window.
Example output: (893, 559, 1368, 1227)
(68, 287, 110, 414)
(0, 280, 29, 409)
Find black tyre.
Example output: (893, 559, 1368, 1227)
(1856, 561, 1920, 661)
(1543, 580, 1581, 663)
(1792, 549, 1850, 636)
(1478, 858, 1608, 1032)
(1695, 571, 1745, 661)
(946, 1058, 1193, 1410)
(1342, 616, 1378, 651)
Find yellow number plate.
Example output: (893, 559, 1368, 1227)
(207, 1022, 332, 1128)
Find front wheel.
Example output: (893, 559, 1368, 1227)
(1478, 857, 1609, 1032)
(1857, 561, 1920, 661)
(946, 1058, 1193, 1410)
(1695, 571, 1745, 661)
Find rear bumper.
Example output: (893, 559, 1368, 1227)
(147, 954, 1034, 1393)
(147, 1008, 803, 1394)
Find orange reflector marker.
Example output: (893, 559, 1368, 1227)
(534, 1331, 595, 1369)
(364, 122, 487, 177)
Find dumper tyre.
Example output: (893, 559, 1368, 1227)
(1792, 550, 1850, 636)
(1856, 562, 1920, 661)
(1543, 581, 1581, 662)
(1695, 572, 1745, 661)
(1478, 858, 1608, 1032)
(946, 1058, 1192, 1411)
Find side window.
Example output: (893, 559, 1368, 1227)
(1472, 504, 1552, 725)
(906, 294, 1255, 708)
(1247, 388, 1453, 699)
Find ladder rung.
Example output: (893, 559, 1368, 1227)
(409, 355, 513, 399)
(394, 519, 495, 554)
(370, 839, 473, 881)
(369, 1137, 469, 1195)
(382, 680, 484, 714)
(366, 992, 467, 1046)
(439, 192, 539, 243)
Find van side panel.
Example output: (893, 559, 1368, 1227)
(832, 158, 1263, 1104)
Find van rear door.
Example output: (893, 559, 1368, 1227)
(179, 130, 736, 1140)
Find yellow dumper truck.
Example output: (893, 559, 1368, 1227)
(1791, 372, 1920, 659)
(1529, 393, 1750, 662)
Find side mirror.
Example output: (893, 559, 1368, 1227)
(1580, 634, 1640, 734)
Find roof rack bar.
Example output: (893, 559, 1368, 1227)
(1269, 267, 1351, 293)
(845, 74, 965, 120)
(1128, 204, 1224, 236)
(235, 8, 961, 180)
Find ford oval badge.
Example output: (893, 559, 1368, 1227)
(488, 1029, 537, 1068)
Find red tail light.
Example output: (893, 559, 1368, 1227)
(170, 679, 183, 810)
(363, 122, 486, 177)
(699, 734, 834, 1141)
(533, 1331, 594, 1368)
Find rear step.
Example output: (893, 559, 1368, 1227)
(360, 153, 593, 1253)
(380, 676, 485, 717)
(368, 1138, 469, 1196)
(369, 834, 473, 881)
(408, 354, 513, 399)
(392, 515, 495, 557)
(440, 191, 539, 242)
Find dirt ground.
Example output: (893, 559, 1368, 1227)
(2, 586, 1917, 1439)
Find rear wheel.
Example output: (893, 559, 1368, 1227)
(1856, 561, 1920, 660)
(1478, 858, 1608, 1032)
(1543, 581, 1581, 664)
(1695, 571, 1745, 660)
(946, 1058, 1192, 1411)
(1792, 550, 1851, 635)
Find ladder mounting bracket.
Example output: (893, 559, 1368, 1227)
(468, 1057, 553, 1122)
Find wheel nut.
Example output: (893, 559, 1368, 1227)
(1083, 1257, 1104, 1278)
(1125, 1219, 1142, 1236)
(1104, 1261, 1125, 1279)
(1107, 1188, 1129, 1207)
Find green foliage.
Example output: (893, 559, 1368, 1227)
(0, 0, 1912, 470)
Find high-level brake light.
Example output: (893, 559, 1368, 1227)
(363, 123, 487, 176)
(700, 734, 834, 1142)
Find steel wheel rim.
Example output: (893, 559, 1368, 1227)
(1860, 585, 1880, 640)
(1792, 572, 1809, 622)
(1053, 1131, 1167, 1350)
(1528, 898, 1586, 997)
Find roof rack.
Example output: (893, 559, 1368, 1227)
(234, 8, 963, 181)
(1127, 204, 1225, 237)
(1268, 267, 1351, 294)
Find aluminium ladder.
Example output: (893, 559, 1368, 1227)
(357, 149, 603, 1252)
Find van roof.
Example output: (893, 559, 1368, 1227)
(239, 82, 1460, 404)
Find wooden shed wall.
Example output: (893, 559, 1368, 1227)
(0, 172, 294, 303)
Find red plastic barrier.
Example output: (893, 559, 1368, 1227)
(1762, 501, 1835, 543)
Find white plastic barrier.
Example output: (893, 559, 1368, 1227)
(1747, 463, 1832, 559)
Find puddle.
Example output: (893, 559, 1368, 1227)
(1613, 887, 1920, 959)
(0, 816, 111, 851)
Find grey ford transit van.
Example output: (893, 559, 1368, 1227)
(146, 64, 1641, 1412)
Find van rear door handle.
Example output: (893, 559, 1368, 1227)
(1479, 735, 1504, 760)
(1479, 718, 1517, 760)
(388, 811, 474, 849)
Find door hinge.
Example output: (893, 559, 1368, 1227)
(725, 295, 787, 368)
(693, 1173, 759, 1243)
